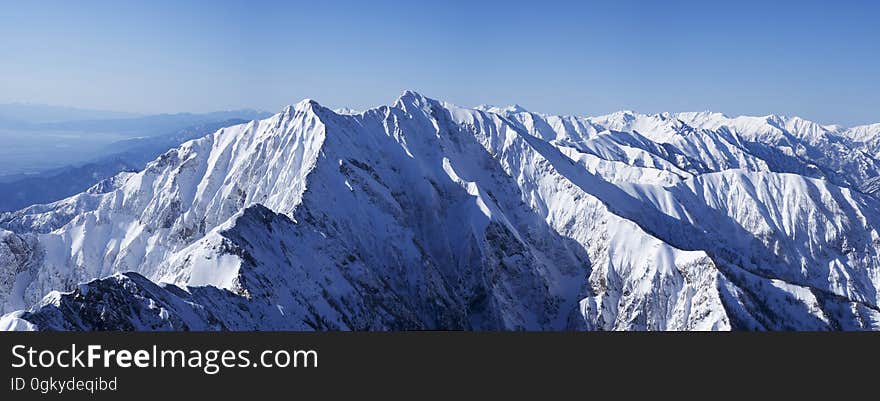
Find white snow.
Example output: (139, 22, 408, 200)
(0, 311, 36, 331)
(2, 90, 879, 330)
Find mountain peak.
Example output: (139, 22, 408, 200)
(396, 89, 427, 101)
(283, 99, 321, 113)
(393, 90, 433, 111)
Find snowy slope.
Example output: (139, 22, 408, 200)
(2, 91, 879, 330)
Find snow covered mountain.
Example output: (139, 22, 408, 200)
(1, 91, 879, 331)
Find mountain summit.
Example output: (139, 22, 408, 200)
(1, 92, 879, 331)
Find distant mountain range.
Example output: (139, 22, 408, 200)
(0, 119, 254, 211)
(1, 92, 879, 331)
(0, 103, 141, 125)
(0, 103, 269, 135)
(0, 103, 271, 209)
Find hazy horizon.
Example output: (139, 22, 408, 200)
(1, 0, 878, 126)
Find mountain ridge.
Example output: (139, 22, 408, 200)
(1, 91, 878, 330)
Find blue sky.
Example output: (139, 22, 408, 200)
(1, 0, 878, 125)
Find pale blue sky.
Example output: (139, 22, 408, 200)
(1, 0, 878, 125)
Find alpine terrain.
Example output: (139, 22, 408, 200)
(1, 91, 879, 331)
